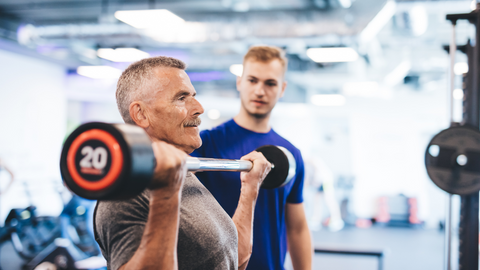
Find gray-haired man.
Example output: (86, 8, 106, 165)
(94, 56, 271, 270)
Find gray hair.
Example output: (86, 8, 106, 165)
(116, 56, 186, 124)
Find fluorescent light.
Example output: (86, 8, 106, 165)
(409, 5, 428, 36)
(343, 82, 379, 96)
(359, 1, 396, 43)
(97, 48, 150, 62)
(311, 94, 346, 106)
(454, 62, 468, 75)
(144, 22, 207, 43)
(453, 88, 464, 100)
(77, 66, 122, 79)
(306, 47, 359, 63)
(230, 64, 243, 76)
(114, 9, 184, 29)
(471, 0, 477, 10)
(208, 109, 221, 120)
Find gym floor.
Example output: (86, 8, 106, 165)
(1, 226, 444, 270)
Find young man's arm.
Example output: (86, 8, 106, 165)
(285, 202, 313, 270)
(232, 151, 271, 270)
(119, 141, 187, 270)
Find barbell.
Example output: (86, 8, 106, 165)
(60, 122, 296, 200)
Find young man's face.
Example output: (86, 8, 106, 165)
(236, 59, 286, 119)
(146, 67, 204, 153)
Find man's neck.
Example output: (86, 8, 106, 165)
(233, 109, 271, 133)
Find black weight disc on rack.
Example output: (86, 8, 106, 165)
(425, 126, 480, 195)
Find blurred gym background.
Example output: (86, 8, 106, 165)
(0, 0, 475, 269)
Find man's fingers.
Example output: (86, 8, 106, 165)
(240, 151, 265, 162)
(240, 151, 271, 173)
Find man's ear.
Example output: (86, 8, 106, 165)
(236, 75, 242, 93)
(279, 81, 287, 98)
(129, 101, 149, 128)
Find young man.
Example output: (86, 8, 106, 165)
(192, 46, 313, 269)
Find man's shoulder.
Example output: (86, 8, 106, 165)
(200, 119, 235, 135)
(199, 119, 237, 145)
(269, 129, 301, 154)
(95, 190, 150, 222)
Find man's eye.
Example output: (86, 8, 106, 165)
(266, 83, 277, 87)
(179, 96, 186, 101)
(248, 79, 257, 83)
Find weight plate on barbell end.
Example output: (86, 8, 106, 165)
(256, 145, 296, 189)
(60, 122, 154, 200)
(425, 126, 480, 195)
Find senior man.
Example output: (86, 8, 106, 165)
(94, 56, 271, 270)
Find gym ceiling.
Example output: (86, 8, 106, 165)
(0, 0, 473, 101)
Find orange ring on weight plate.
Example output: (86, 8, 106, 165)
(66, 129, 124, 191)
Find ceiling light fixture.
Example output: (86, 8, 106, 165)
(359, 1, 396, 43)
(114, 9, 184, 29)
(144, 22, 207, 43)
(409, 5, 428, 37)
(77, 66, 122, 79)
(306, 47, 359, 63)
(311, 94, 346, 106)
(97, 48, 150, 62)
(229, 64, 243, 76)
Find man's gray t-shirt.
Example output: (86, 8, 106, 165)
(94, 173, 238, 270)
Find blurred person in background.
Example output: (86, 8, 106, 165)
(304, 157, 344, 232)
(192, 45, 313, 270)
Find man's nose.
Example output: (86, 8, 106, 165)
(192, 97, 204, 116)
(254, 83, 265, 96)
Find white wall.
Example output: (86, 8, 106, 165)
(348, 90, 449, 227)
(0, 49, 67, 224)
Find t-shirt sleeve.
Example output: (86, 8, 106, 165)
(94, 195, 149, 270)
(286, 149, 305, 204)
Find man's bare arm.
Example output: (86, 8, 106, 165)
(232, 151, 271, 270)
(286, 203, 313, 270)
(119, 141, 187, 270)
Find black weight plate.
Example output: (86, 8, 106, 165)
(256, 145, 294, 189)
(113, 123, 155, 199)
(425, 126, 480, 195)
(60, 122, 154, 200)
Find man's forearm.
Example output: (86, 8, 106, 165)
(232, 186, 258, 269)
(120, 189, 181, 270)
(287, 227, 313, 270)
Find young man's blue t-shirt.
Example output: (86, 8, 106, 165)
(191, 119, 305, 270)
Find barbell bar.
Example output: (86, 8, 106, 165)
(60, 122, 296, 200)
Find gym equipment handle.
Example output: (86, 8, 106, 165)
(186, 157, 274, 172)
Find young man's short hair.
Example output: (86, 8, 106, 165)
(243, 45, 288, 73)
